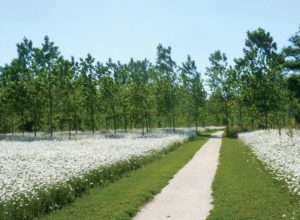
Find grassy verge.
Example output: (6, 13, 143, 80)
(38, 131, 213, 220)
(208, 137, 300, 220)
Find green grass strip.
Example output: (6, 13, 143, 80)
(39, 132, 213, 220)
(208, 137, 300, 220)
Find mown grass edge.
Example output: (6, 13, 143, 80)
(208, 137, 300, 220)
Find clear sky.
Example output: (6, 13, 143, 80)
(1, 0, 300, 73)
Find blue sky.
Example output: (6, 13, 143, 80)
(1, 0, 300, 72)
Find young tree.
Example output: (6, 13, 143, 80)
(113, 61, 130, 132)
(0, 62, 20, 133)
(287, 74, 300, 124)
(237, 28, 285, 129)
(30, 47, 47, 136)
(79, 54, 97, 133)
(96, 58, 119, 134)
(180, 55, 206, 131)
(155, 44, 177, 131)
(16, 38, 35, 134)
(128, 59, 152, 135)
(40, 36, 60, 137)
(55, 57, 76, 138)
(206, 50, 233, 134)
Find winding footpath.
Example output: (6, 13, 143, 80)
(134, 131, 223, 220)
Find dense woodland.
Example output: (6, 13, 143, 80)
(0, 27, 299, 137)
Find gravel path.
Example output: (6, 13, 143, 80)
(134, 131, 223, 220)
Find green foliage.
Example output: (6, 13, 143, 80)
(287, 74, 300, 124)
(180, 55, 206, 131)
(0, 41, 204, 134)
(0, 26, 299, 134)
(206, 50, 233, 134)
(283, 26, 300, 72)
(205, 27, 299, 133)
(155, 44, 177, 131)
(225, 126, 242, 138)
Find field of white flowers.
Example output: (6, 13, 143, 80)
(0, 128, 201, 204)
(239, 129, 300, 195)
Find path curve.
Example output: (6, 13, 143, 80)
(134, 131, 223, 220)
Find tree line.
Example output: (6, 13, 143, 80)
(0, 27, 299, 137)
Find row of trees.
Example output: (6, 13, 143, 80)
(206, 27, 300, 134)
(0, 27, 299, 137)
(0, 38, 206, 137)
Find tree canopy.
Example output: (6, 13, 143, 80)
(0, 26, 299, 137)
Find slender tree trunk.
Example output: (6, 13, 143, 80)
(251, 113, 254, 131)
(264, 111, 268, 129)
(195, 114, 198, 132)
(33, 104, 37, 137)
(141, 113, 145, 136)
(225, 101, 229, 135)
(195, 104, 198, 131)
(75, 110, 78, 134)
(112, 102, 117, 135)
(157, 115, 161, 128)
(21, 110, 25, 136)
(91, 101, 95, 134)
(11, 117, 14, 134)
(172, 109, 175, 132)
(276, 112, 281, 136)
(123, 106, 127, 132)
(148, 114, 151, 132)
(130, 114, 133, 130)
(60, 120, 64, 132)
(105, 116, 109, 131)
(239, 103, 243, 130)
(278, 123, 281, 135)
(168, 115, 172, 128)
(170, 89, 176, 132)
(68, 117, 72, 140)
(187, 114, 191, 127)
(146, 114, 149, 133)
(113, 115, 117, 134)
(49, 84, 53, 138)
